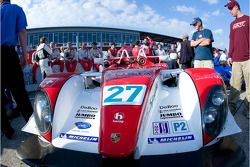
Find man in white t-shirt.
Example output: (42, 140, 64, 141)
(78, 42, 92, 71)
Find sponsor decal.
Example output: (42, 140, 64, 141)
(148, 135, 194, 144)
(75, 113, 95, 119)
(194, 73, 220, 81)
(59, 133, 98, 142)
(159, 105, 181, 113)
(113, 112, 124, 123)
(233, 21, 246, 30)
(111, 133, 121, 143)
(40, 78, 58, 87)
(160, 112, 183, 119)
(75, 122, 91, 129)
(171, 120, 189, 133)
(152, 122, 170, 135)
(105, 70, 152, 80)
(77, 105, 98, 113)
(103, 85, 146, 106)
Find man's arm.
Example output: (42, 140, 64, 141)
(19, 28, 27, 68)
(199, 38, 212, 46)
(190, 38, 205, 47)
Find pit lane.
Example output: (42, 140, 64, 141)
(1, 91, 249, 167)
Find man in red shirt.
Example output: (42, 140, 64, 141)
(225, 0, 249, 118)
(107, 43, 118, 58)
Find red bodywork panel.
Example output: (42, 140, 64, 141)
(99, 68, 161, 157)
(185, 68, 224, 145)
(39, 73, 75, 141)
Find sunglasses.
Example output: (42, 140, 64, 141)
(228, 6, 234, 10)
(192, 22, 198, 27)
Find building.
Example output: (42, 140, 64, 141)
(27, 26, 180, 50)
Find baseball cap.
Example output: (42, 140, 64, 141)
(224, 0, 239, 9)
(190, 17, 202, 25)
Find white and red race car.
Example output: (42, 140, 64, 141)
(18, 50, 244, 166)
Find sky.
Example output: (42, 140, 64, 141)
(12, 0, 249, 50)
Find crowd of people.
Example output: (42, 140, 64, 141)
(1, 0, 249, 140)
(26, 33, 232, 85)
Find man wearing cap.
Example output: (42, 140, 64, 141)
(190, 17, 214, 69)
(179, 35, 194, 69)
(224, 0, 249, 118)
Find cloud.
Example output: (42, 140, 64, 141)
(213, 29, 224, 36)
(11, 0, 192, 39)
(211, 10, 220, 16)
(201, 9, 220, 22)
(202, 0, 219, 5)
(175, 5, 196, 14)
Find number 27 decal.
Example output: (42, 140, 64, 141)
(103, 85, 146, 105)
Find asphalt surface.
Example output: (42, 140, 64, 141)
(0, 91, 249, 167)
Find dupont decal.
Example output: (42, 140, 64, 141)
(75, 122, 91, 129)
(113, 112, 124, 123)
(75, 113, 95, 119)
(159, 105, 182, 113)
(152, 122, 170, 135)
(148, 135, 194, 144)
(103, 85, 147, 106)
(160, 112, 183, 119)
(171, 120, 189, 133)
(59, 133, 98, 142)
(77, 105, 98, 113)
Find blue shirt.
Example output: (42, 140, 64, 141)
(1, 2, 27, 46)
(192, 29, 214, 60)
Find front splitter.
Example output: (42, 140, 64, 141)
(16, 135, 245, 167)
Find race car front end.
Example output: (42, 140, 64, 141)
(17, 68, 244, 167)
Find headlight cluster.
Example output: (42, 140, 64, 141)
(202, 85, 228, 137)
(34, 91, 53, 134)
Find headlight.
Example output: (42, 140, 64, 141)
(202, 85, 227, 137)
(34, 91, 53, 134)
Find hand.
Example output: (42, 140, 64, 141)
(20, 54, 27, 68)
(227, 58, 233, 65)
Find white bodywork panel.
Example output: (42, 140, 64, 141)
(51, 74, 101, 153)
(22, 113, 40, 135)
(135, 72, 203, 158)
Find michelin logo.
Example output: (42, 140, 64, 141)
(148, 135, 194, 144)
(60, 133, 98, 142)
